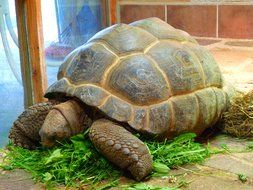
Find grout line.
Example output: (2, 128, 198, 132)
(194, 36, 253, 41)
(118, 1, 253, 6)
(216, 5, 219, 38)
(165, 4, 167, 23)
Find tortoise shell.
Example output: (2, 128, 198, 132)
(45, 18, 228, 138)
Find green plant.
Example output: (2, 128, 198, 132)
(1, 132, 211, 188)
(237, 173, 248, 183)
(121, 183, 179, 190)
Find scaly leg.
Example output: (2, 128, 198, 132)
(89, 119, 153, 181)
(9, 100, 60, 149)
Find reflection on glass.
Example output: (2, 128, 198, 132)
(0, 0, 23, 147)
(42, 0, 104, 85)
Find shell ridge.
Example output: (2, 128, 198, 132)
(47, 77, 223, 107)
(60, 48, 81, 79)
(88, 39, 121, 56)
(130, 18, 197, 44)
(145, 54, 173, 96)
(192, 93, 200, 131)
(184, 45, 207, 87)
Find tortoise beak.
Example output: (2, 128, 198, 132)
(41, 139, 56, 148)
(39, 129, 56, 148)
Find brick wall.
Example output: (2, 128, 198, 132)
(116, 0, 253, 39)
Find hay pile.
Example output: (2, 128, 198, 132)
(221, 90, 253, 138)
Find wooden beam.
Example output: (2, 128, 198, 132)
(15, 0, 47, 108)
(15, 0, 32, 107)
(109, 0, 118, 25)
(101, 0, 109, 27)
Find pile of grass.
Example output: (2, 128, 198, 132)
(221, 90, 253, 138)
(1, 132, 211, 189)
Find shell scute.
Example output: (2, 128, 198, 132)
(148, 102, 172, 136)
(195, 88, 217, 135)
(75, 85, 109, 107)
(88, 23, 156, 55)
(105, 54, 170, 105)
(213, 88, 228, 123)
(148, 41, 204, 95)
(99, 96, 132, 122)
(170, 94, 199, 134)
(65, 43, 117, 85)
(184, 43, 223, 87)
(128, 107, 148, 131)
(45, 78, 69, 96)
(57, 48, 79, 80)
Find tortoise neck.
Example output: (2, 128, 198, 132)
(53, 99, 90, 134)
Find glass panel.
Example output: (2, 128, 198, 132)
(42, 0, 105, 86)
(0, 0, 23, 147)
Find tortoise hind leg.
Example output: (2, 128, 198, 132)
(89, 119, 153, 181)
(9, 100, 60, 149)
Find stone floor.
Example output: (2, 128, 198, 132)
(0, 38, 253, 189)
(110, 135, 253, 190)
(0, 135, 252, 190)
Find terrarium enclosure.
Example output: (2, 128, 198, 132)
(0, 0, 253, 189)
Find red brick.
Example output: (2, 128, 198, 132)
(219, 5, 253, 39)
(167, 5, 217, 37)
(196, 39, 221, 46)
(120, 5, 165, 24)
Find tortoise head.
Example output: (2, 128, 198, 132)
(39, 100, 88, 147)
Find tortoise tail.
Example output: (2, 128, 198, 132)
(9, 100, 60, 149)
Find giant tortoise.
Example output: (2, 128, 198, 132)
(9, 17, 228, 180)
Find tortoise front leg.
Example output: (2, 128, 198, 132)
(89, 119, 153, 181)
(9, 100, 60, 149)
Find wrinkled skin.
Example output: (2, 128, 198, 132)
(9, 99, 153, 181)
(39, 100, 88, 147)
(9, 100, 60, 149)
(89, 119, 152, 181)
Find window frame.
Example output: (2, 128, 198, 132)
(15, 0, 113, 108)
(15, 0, 47, 108)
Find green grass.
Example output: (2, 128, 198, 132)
(0, 132, 211, 189)
(237, 173, 248, 183)
(121, 183, 180, 190)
